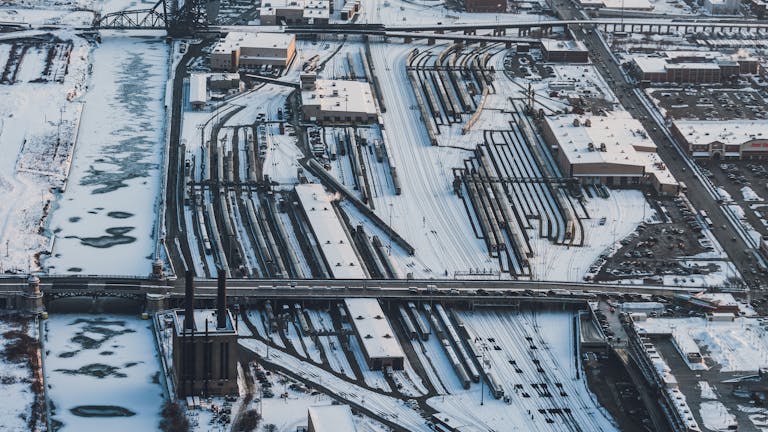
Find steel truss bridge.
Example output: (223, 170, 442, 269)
(93, 0, 211, 34)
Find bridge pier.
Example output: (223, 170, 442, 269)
(146, 293, 168, 313)
(404, 36, 413, 44)
(20, 275, 44, 315)
(427, 37, 435, 45)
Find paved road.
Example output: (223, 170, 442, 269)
(552, 0, 766, 292)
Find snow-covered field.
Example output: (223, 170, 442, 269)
(45, 37, 169, 275)
(0, 316, 39, 432)
(0, 35, 90, 274)
(44, 314, 165, 432)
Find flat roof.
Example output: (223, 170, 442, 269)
(308, 405, 357, 432)
(345, 298, 405, 360)
(600, 0, 654, 9)
(547, 112, 678, 186)
(540, 38, 588, 53)
(633, 57, 667, 74)
(295, 184, 367, 279)
(301, 79, 377, 116)
(189, 73, 207, 104)
(260, 0, 330, 18)
(674, 120, 768, 146)
(212, 32, 294, 54)
(173, 309, 237, 335)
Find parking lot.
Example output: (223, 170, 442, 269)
(699, 159, 768, 251)
(650, 88, 768, 120)
(592, 196, 714, 283)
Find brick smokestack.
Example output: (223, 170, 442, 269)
(217, 268, 227, 329)
(184, 270, 195, 330)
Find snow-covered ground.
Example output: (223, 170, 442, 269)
(428, 309, 618, 431)
(45, 37, 169, 275)
(240, 337, 431, 432)
(44, 314, 165, 432)
(0, 316, 39, 432)
(636, 317, 768, 372)
(0, 35, 90, 274)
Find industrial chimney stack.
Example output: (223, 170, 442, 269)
(216, 269, 227, 329)
(184, 270, 195, 330)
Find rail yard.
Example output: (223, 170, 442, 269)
(2, 0, 768, 429)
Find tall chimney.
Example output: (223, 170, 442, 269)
(217, 268, 227, 329)
(184, 270, 195, 330)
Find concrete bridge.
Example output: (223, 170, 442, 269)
(0, 275, 707, 312)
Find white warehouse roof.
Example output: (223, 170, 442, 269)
(301, 79, 376, 115)
(189, 73, 207, 105)
(295, 184, 367, 279)
(547, 111, 656, 168)
(308, 405, 357, 432)
(674, 120, 768, 145)
(344, 298, 405, 361)
(212, 32, 294, 54)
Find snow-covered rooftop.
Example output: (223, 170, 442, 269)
(173, 309, 237, 334)
(307, 404, 357, 432)
(344, 298, 405, 361)
(540, 39, 588, 53)
(546, 111, 678, 187)
(189, 73, 207, 104)
(212, 32, 295, 55)
(301, 79, 376, 116)
(295, 184, 366, 279)
(674, 120, 768, 146)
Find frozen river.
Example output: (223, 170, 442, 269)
(44, 313, 165, 432)
(45, 37, 169, 275)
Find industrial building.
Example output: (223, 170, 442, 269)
(300, 74, 377, 123)
(339, 0, 361, 20)
(307, 405, 358, 432)
(295, 184, 367, 278)
(703, 0, 741, 14)
(540, 39, 589, 63)
(630, 51, 759, 84)
(172, 272, 239, 397)
(541, 111, 680, 194)
(259, 0, 330, 25)
(464, 0, 507, 12)
(578, 0, 654, 9)
(189, 73, 207, 110)
(344, 298, 405, 370)
(671, 119, 768, 159)
(210, 32, 296, 71)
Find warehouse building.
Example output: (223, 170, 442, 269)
(703, 0, 741, 14)
(210, 32, 296, 71)
(259, 0, 330, 25)
(189, 73, 207, 110)
(630, 51, 759, 84)
(344, 298, 405, 370)
(542, 111, 679, 194)
(671, 119, 768, 159)
(307, 405, 357, 432)
(579, 0, 654, 9)
(295, 184, 367, 278)
(540, 39, 589, 63)
(301, 74, 377, 123)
